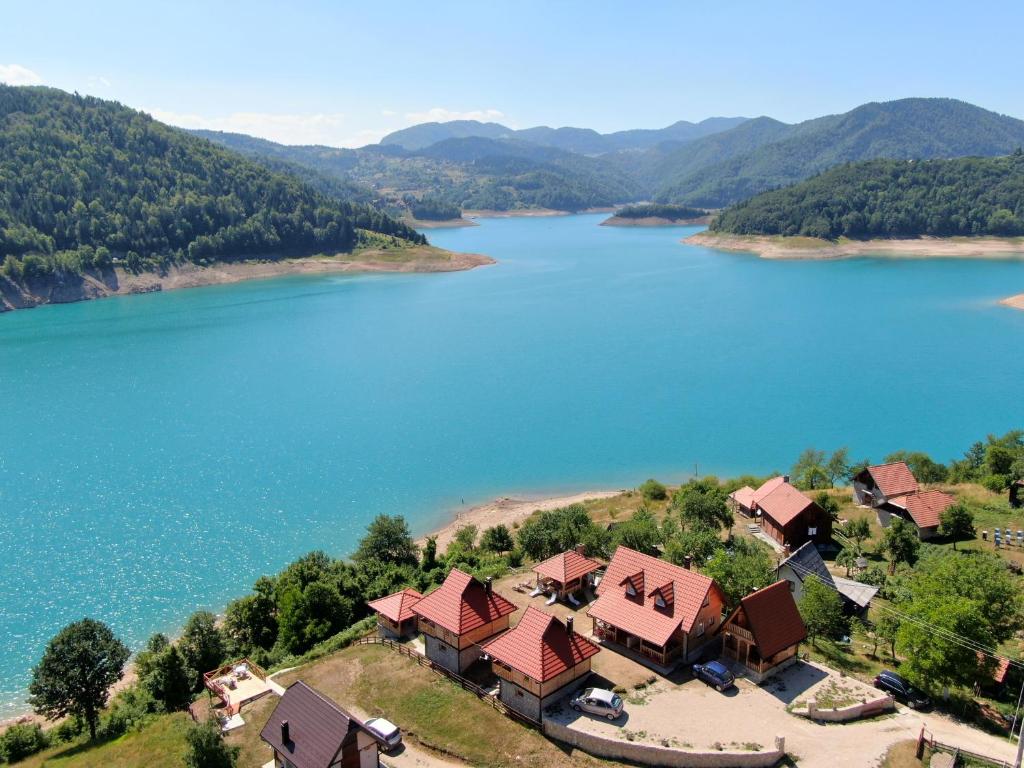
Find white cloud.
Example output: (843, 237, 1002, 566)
(143, 108, 376, 147)
(0, 64, 43, 86)
(402, 107, 507, 125)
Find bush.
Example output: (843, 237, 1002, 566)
(50, 717, 84, 744)
(639, 478, 668, 502)
(0, 723, 49, 763)
(99, 685, 158, 739)
(983, 474, 1010, 492)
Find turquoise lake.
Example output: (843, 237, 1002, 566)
(1, 214, 1023, 714)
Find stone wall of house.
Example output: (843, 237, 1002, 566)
(424, 634, 458, 673)
(542, 721, 786, 768)
(498, 679, 542, 721)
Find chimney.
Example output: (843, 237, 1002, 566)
(485, 576, 492, 594)
(566, 616, 574, 636)
(281, 720, 290, 744)
(683, 555, 692, 570)
(783, 474, 790, 483)
(574, 544, 586, 556)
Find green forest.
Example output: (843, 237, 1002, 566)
(614, 203, 707, 220)
(0, 86, 424, 284)
(711, 153, 1024, 239)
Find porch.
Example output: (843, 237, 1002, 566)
(590, 618, 681, 674)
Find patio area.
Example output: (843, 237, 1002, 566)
(204, 658, 282, 716)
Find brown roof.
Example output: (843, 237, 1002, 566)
(483, 606, 600, 683)
(411, 568, 517, 636)
(587, 547, 721, 647)
(752, 476, 787, 504)
(756, 482, 816, 527)
(729, 580, 807, 658)
(260, 681, 368, 768)
(866, 462, 919, 498)
(890, 490, 955, 529)
(367, 588, 424, 623)
(533, 550, 602, 585)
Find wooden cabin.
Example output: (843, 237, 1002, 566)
(260, 681, 380, 768)
(852, 462, 918, 508)
(754, 480, 831, 550)
(483, 606, 600, 721)
(877, 489, 954, 540)
(411, 568, 517, 674)
(777, 541, 876, 615)
(587, 546, 725, 670)
(367, 588, 423, 639)
(532, 548, 601, 604)
(721, 581, 807, 682)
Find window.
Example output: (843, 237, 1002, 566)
(625, 584, 636, 596)
(702, 594, 710, 608)
(655, 595, 665, 608)
(808, 526, 817, 536)
(695, 620, 705, 637)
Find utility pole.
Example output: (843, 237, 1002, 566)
(1016, 715, 1024, 768)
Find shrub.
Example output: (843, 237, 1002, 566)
(0, 723, 49, 763)
(639, 478, 668, 501)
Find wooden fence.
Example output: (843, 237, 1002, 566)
(920, 727, 1014, 768)
(354, 636, 540, 728)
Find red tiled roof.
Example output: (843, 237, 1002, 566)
(890, 490, 955, 530)
(867, 462, 919, 498)
(483, 606, 600, 683)
(752, 476, 787, 504)
(978, 652, 1012, 684)
(367, 588, 424, 623)
(260, 681, 368, 768)
(756, 482, 816, 527)
(411, 568, 517, 636)
(730, 580, 807, 659)
(587, 547, 719, 647)
(730, 486, 757, 510)
(533, 550, 601, 585)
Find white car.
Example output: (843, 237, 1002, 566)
(569, 687, 624, 720)
(364, 717, 402, 751)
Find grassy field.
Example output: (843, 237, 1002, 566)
(880, 739, 930, 768)
(15, 713, 190, 768)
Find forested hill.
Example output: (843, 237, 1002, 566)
(0, 86, 424, 283)
(711, 153, 1024, 239)
(654, 98, 1024, 207)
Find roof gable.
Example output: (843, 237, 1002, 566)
(865, 462, 919, 498)
(729, 486, 757, 509)
(752, 476, 787, 504)
(890, 490, 955, 529)
(367, 588, 424, 623)
(260, 681, 363, 768)
(778, 541, 836, 590)
(533, 550, 601, 584)
(587, 547, 719, 647)
(483, 606, 600, 682)
(757, 482, 817, 527)
(411, 568, 517, 635)
(730, 581, 807, 658)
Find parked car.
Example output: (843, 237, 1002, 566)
(364, 717, 402, 751)
(692, 661, 736, 691)
(570, 687, 624, 720)
(873, 670, 931, 709)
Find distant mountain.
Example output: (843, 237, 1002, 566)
(0, 86, 424, 288)
(654, 98, 1024, 207)
(380, 116, 749, 154)
(711, 153, 1024, 239)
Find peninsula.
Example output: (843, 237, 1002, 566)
(602, 203, 711, 227)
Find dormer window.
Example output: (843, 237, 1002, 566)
(626, 583, 636, 597)
(655, 595, 666, 608)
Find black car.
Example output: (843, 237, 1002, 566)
(873, 670, 931, 709)
(692, 661, 736, 691)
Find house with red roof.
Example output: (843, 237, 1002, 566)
(879, 489, 956, 540)
(411, 568, 518, 674)
(586, 546, 726, 670)
(532, 547, 602, 603)
(721, 581, 807, 682)
(482, 606, 600, 721)
(367, 588, 424, 639)
(260, 681, 380, 768)
(853, 462, 919, 508)
(752, 478, 832, 550)
(728, 485, 758, 517)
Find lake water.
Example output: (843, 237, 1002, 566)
(1, 214, 1023, 714)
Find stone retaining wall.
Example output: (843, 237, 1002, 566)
(800, 694, 894, 722)
(543, 720, 785, 767)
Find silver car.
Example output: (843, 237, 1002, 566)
(570, 687, 624, 720)
(364, 717, 402, 752)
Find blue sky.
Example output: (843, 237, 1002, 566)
(2, 0, 1022, 147)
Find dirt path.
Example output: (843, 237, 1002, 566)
(345, 703, 466, 768)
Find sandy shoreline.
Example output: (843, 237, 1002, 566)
(407, 217, 479, 229)
(602, 214, 712, 227)
(686, 230, 1024, 261)
(0, 245, 494, 313)
(1000, 293, 1024, 311)
(419, 489, 621, 552)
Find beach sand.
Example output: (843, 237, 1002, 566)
(686, 230, 1024, 261)
(1000, 293, 1024, 311)
(417, 490, 621, 552)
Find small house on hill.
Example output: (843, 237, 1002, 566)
(260, 681, 380, 768)
(721, 581, 807, 682)
(587, 546, 725, 670)
(878, 489, 955, 540)
(367, 588, 423, 639)
(729, 485, 757, 517)
(411, 568, 517, 674)
(532, 547, 602, 604)
(853, 462, 919, 508)
(754, 480, 832, 550)
(483, 606, 600, 721)
(776, 541, 876, 614)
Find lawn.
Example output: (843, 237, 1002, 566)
(880, 739, 929, 768)
(16, 713, 190, 768)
